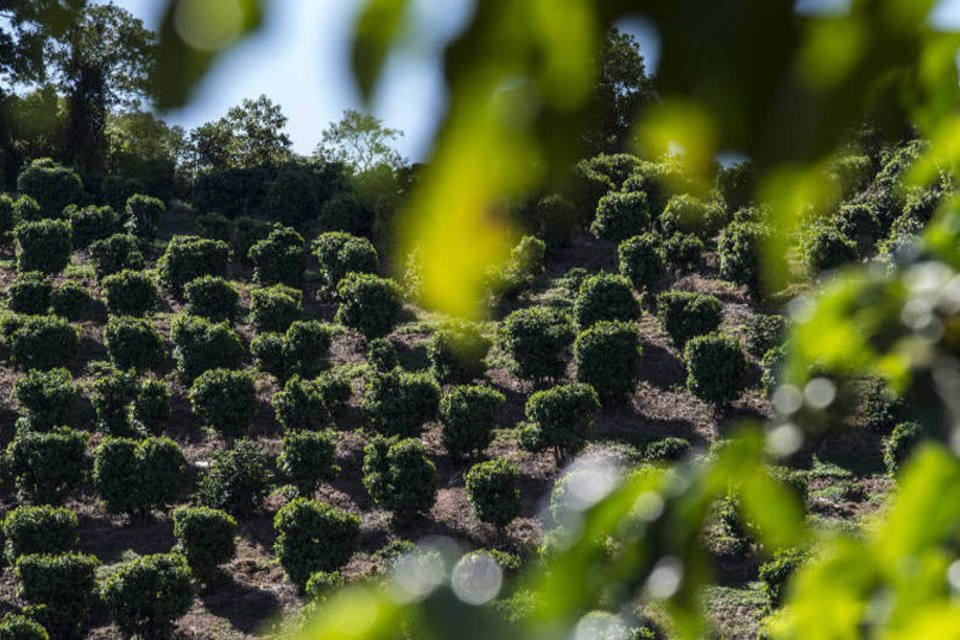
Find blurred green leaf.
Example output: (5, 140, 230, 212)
(351, 0, 411, 102)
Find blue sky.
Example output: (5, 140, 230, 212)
(114, 0, 960, 161)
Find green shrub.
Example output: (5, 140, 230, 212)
(644, 437, 691, 463)
(15, 219, 72, 273)
(801, 222, 858, 274)
(197, 439, 273, 517)
(11, 195, 41, 223)
(189, 368, 258, 437)
(860, 377, 904, 434)
(65, 204, 119, 248)
(284, 320, 334, 377)
(618, 233, 664, 291)
(273, 375, 327, 430)
(183, 276, 239, 321)
(157, 235, 231, 294)
(90, 369, 138, 434)
(718, 221, 768, 293)
(660, 194, 725, 238)
(235, 217, 280, 263)
(363, 369, 440, 437)
(884, 421, 924, 475)
(0, 194, 14, 241)
(93, 436, 186, 514)
(8, 315, 78, 370)
(102, 269, 159, 316)
(573, 272, 640, 329)
(304, 571, 345, 604)
(274, 498, 360, 589)
(761, 346, 786, 396)
(16, 159, 83, 219)
(2, 505, 78, 563)
(250, 284, 301, 333)
(7, 428, 86, 503)
(133, 378, 171, 434)
(251, 333, 288, 379)
(0, 613, 49, 640)
(313, 231, 379, 294)
(100, 553, 194, 639)
(534, 193, 579, 248)
(197, 211, 233, 241)
(429, 320, 492, 383)
(124, 194, 165, 239)
(684, 334, 747, 404)
(439, 385, 505, 458)
(14, 368, 77, 431)
(591, 191, 650, 242)
(744, 313, 787, 358)
(663, 232, 704, 273)
(170, 314, 244, 383)
(367, 337, 399, 372)
(250, 226, 306, 286)
(104, 315, 165, 371)
(15, 552, 98, 638)
(362, 436, 438, 518)
(524, 384, 600, 460)
(318, 192, 372, 235)
(716, 162, 755, 213)
(263, 168, 321, 227)
(835, 203, 879, 254)
(499, 306, 575, 382)
(465, 458, 520, 527)
(758, 549, 807, 609)
(172, 506, 237, 584)
(88, 233, 145, 279)
(831, 153, 873, 198)
(574, 320, 643, 399)
(655, 291, 723, 348)
(8, 272, 50, 314)
(335, 273, 403, 338)
(50, 281, 95, 320)
(278, 430, 339, 493)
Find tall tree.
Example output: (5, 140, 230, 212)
(186, 94, 292, 174)
(315, 109, 405, 174)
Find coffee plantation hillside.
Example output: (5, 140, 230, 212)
(0, 144, 930, 639)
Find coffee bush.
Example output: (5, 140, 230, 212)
(884, 421, 924, 475)
(171, 314, 244, 383)
(50, 281, 95, 320)
(465, 458, 520, 527)
(718, 221, 768, 293)
(439, 385, 505, 458)
(90, 368, 138, 434)
(104, 315, 165, 371)
(663, 231, 704, 273)
(744, 313, 787, 358)
(618, 233, 664, 291)
(363, 369, 440, 437)
(93, 436, 186, 514)
(429, 320, 491, 383)
(235, 217, 280, 263)
(250, 284, 301, 333)
(801, 222, 858, 275)
(534, 193, 579, 248)
(499, 306, 575, 382)
(313, 231, 379, 293)
(0, 613, 48, 640)
(183, 276, 239, 321)
(660, 194, 726, 239)
(197, 211, 233, 242)
(8, 315, 78, 370)
(189, 368, 258, 437)
(8, 272, 51, 314)
(524, 384, 600, 460)
(15, 552, 98, 638)
(278, 430, 339, 493)
(284, 320, 334, 377)
(89, 233, 145, 279)
(197, 439, 272, 517)
(591, 191, 650, 242)
(860, 377, 904, 434)
(65, 204, 119, 248)
(172, 506, 237, 584)
(250, 226, 306, 287)
(644, 437, 691, 463)
(100, 553, 194, 639)
(573, 272, 640, 329)
(157, 235, 231, 294)
(2, 505, 78, 563)
(124, 194, 164, 239)
(273, 375, 327, 430)
(133, 378, 171, 434)
(0, 194, 14, 241)
(574, 320, 643, 399)
(102, 269, 159, 316)
(335, 273, 403, 338)
(684, 334, 747, 404)
(15, 220, 72, 273)
(16, 159, 83, 219)
(362, 436, 438, 518)
(656, 291, 723, 348)
(759, 548, 807, 609)
(274, 498, 360, 588)
(318, 192, 372, 235)
(14, 368, 77, 431)
(367, 337, 399, 372)
(7, 428, 86, 503)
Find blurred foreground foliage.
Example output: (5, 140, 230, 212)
(150, 0, 960, 637)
